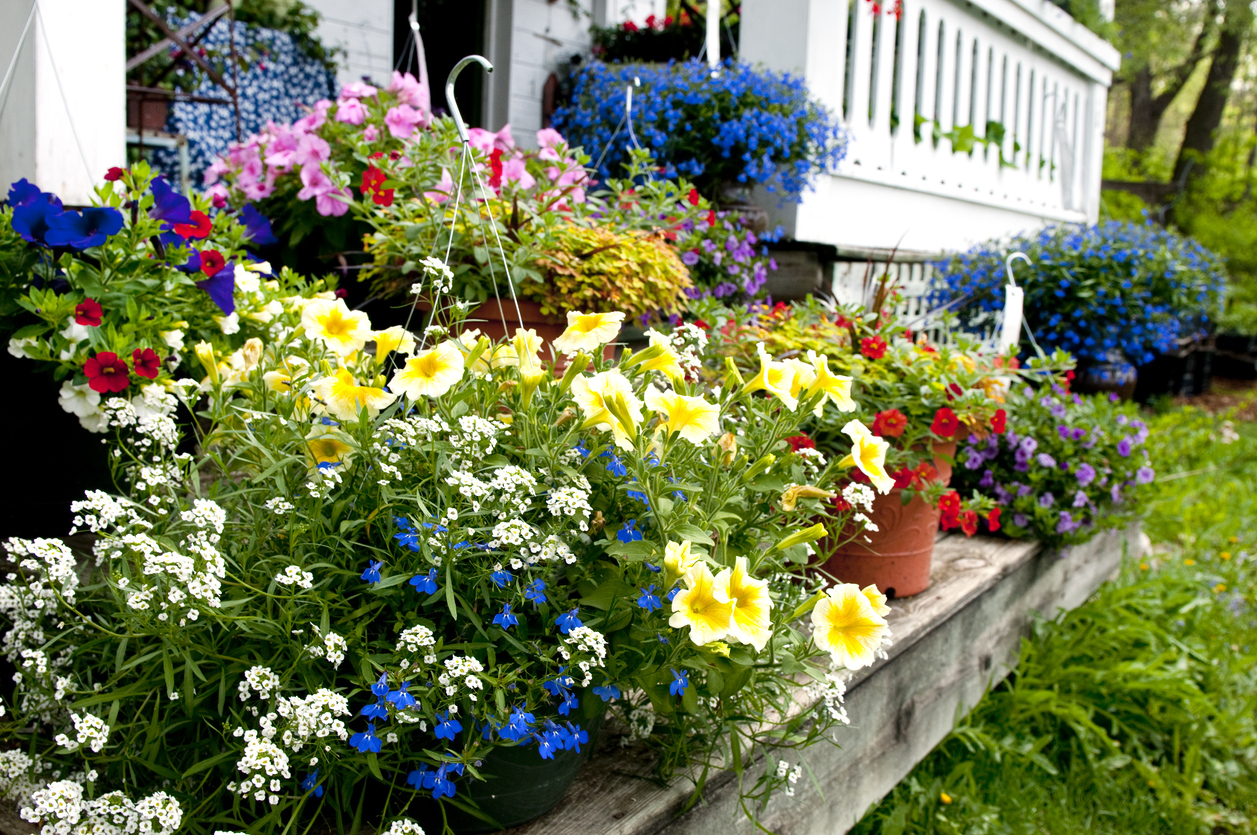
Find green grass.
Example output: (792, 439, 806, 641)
(849, 407, 1257, 835)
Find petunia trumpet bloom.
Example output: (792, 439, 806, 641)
(390, 342, 465, 399)
(811, 583, 889, 670)
(668, 564, 733, 646)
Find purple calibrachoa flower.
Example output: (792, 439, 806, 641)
(1013, 513, 1029, 527)
(1117, 438, 1133, 457)
(1136, 465, 1155, 484)
(1075, 463, 1097, 486)
(1039, 492, 1055, 507)
(1036, 453, 1057, 468)
(1072, 490, 1088, 508)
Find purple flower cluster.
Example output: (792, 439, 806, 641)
(675, 211, 781, 300)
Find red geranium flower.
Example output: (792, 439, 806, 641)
(786, 435, 816, 452)
(84, 352, 130, 394)
(74, 298, 103, 327)
(871, 408, 907, 438)
(200, 249, 226, 276)
(990, 408, 1007, 434)
(103, 167, 125, 182)
(959, 510, 979, 537)
(173, 210, 213, 239)
(931, 406, 959, 438)
(686, 188, 700, 206)
(860, 335, 887, 359)
(132, 347, 161, 380)
(987, 507, 1002, 532)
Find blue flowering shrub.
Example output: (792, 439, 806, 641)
(553, 59, 847, 201)
(950, 378, 1156, 548)
(931, 221, 1226, 367)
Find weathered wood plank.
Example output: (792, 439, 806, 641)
(507, 524, 1140, 835)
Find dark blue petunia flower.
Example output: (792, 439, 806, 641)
(148, 175, 192, 226)
(7, 178, 45, 207)
(45, 207, 124, 250)
(11, 194, 64, 245)
(195, 261, 236, 316)
(240, 204, 278, 244)
(360, 560, 383, 584)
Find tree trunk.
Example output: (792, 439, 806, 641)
(1127, 66, 1158, 151)
(1173, 0, 1254, 186)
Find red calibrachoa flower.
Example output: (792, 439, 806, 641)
(990, 408, 1007, 434)
(937, 490, 961, 529)
(987, 507, 1002, 532)
(833, 493, 852, 512)
(943, 382, 964, 401)
(786, 435, 816, 452)
(871, 408, 908, 438)
(74, 298, 103, 327)
(1063, 369, 1075, 390)
(891, 467, 914, 490)
(930, 406, 959, 437)
(958, 510, 979, 537)
(103, 167, 125, 182)
(173, 210, 213, 239)
(131, 348, 161, 380)
(860, 335, 887, 359)
(910, 461, 938, 489)
(84, 352, 130, 393)
(360, 166, 394, 206)
(200, 249, 226, 276)
(686, 188, 700, 206)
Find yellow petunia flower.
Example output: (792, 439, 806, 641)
(644, 387, 720, 445)
(569, 370, 643, 451)
(784, 357, 817, 400)
(301, 298, 374, 356)
(837, 419, 894, 494)
(390, 341, 465, 399)
(632, 331, 685, 381)
(513, 328, 544, 371)
(861, 584, 891, 617)
(315, 368, 397, 421)
(805, 351, 856, 416)
(262, 357, 310, 394)
(306, 425, 355, 470)
(372, 326, 416, 363)
(669, 564, 734, 646)
(742, 343, 798, 411)
(664, 540, 700, 584)
(714, 556, 773, 651)
(552, 311, 625, 355)
(811, 583, 889, 670)
(780, 484, 837, 512)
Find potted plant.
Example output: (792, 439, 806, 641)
(589, 7, 738, 63)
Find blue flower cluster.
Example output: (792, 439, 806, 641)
(9, 180, 123, 250)
(553, 60, 847, 201)
(931, 221, 1225, 366)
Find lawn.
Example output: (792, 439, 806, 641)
(850, 394, 1257, 835)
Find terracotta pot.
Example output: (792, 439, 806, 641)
(821, 440, 958, 599)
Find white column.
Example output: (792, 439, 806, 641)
(706, 0, 720, 68)
(0, 0, 125, 205)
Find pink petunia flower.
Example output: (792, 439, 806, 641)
(340, 81, 378, 100)
(336, 98, 367, 125)
(388, 70, 430, 110)
(384, 104, 426, 139)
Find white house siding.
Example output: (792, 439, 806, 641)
(303, 0, 394, 90)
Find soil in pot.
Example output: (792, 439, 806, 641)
(821, 440, 957, 599)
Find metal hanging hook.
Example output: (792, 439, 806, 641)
(1005, 251, 1031, 287)
(445, 55, 493, 145)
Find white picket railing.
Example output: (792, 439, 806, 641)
(741, 0, 1121, 258)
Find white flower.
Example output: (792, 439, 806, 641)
(234, 263, 261, 294)
(161, 329, 186, 351)
(216, 312, 241, 334)
(276, 565, 314, 590)
(7, 336, 35, 358)
(57, 380, 102, 422)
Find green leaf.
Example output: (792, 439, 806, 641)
(366, 752, 384, 781)
(182, 749, 235, 778)
(674, 524, 715, 546)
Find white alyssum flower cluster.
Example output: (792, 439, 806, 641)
(227, 731, 291, 805)
(306, 628, 347, 667)
(238, 666, 282, 702)
(383, 818, 427, 835)
(53, 713, 110, 754)
(276, 565, 314, 590)
(21, 782, 182, 835)
(559, 626, 608, 686)
(437, 655, 485, 700)
(272, 689, 351, 751)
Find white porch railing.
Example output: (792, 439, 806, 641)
(741, 0, 1121, 257)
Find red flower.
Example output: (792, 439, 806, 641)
(871, 408, 908, 438)
(622, 20, 639, 32)
(891, 467, 913, 489)
(930, 407, 959, 438)
(1063, 369, 1075, 390)
(360, 166, 394, 207)
(200, 249, 225, 276)
(173, 210, 213, 239)
(693, 319, 710, 330)
(645, 13, 658, 27)
(833, 493, 852, 512)
(786, 435, 816, 452)
(686, 188, 700, 206)
(990, 408, 1007, 434)
(910, 462, 938, 489)
(84, 352, 130, 394)
(334, 288, 349, 299)
(959, 510, 979, 537)
(488, 148, 505, 189)
(74, 298, 103, 327)
(943, 382, 964, 401)
(860, 335, 887, 359)
(103, 167, 125, 182)
(987, 507, 1001, 532)
(132, 347, 161, 380)
(937, 490, 961, 529)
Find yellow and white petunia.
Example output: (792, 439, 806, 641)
(837, 419, 894, 494)
(784, 357, 817, 400)
(512, 328, 544, 371)
(634, 331, 685, 381)
(742, 343, 798, 411)
(805, 351, 856, 416)
(262, 357, 310, 394)
(663, 540, 700, 584)
(552, 311, 625, 355)
(862, 584, 891, 617)
(372, 326, 416, 363)
(390, 341, 465, 399)
(644, 387, 720, 445)
(306, 425, 355, 470)
(669, 564, 734, 646)
(811, 583, 889, 670)
(714, 557, 773, 651)
(569, 370, 643, 450)
(301, 298, 373, 356)
(315, 368, 397, 421)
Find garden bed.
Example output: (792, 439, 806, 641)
(504, 523, 1142, 835)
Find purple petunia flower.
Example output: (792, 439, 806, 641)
(964, 450, 984, 470)
(1036, 453, 1057, 468)
(980, 470, 996, 489)
(1017, 484, 1034, 497)
(1019, 437, 1039, 455)
(1039, 492, 1055, 507)
(1117, 438, 1133, 457)
(1136, 465, 1155, 484)
(681, 250, 700, 266)
(1013, 513, 1029, 527)
(1072, 490, 1088, 508)
(1075, 463, 1096, 486)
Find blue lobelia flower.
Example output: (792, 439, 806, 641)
(348, 722, 382, 753)
(617, 520, 643, 543)
(493, 604, 519, 630)
(410, 568, 438, 595)
(371, 672, 390, 698)
(670, 668, 689, 696)
(406, 765, 431, 791)
(636, 585, 662, 612)
(554, 608, 583, 634)
(657, 632, 670, 644)
(502, 707, 535, 741)
(564, 722, 588, 752)
(592, 683, 620, 702)
(644, 562, 662, 573)
(301, 770, 324, 797)
(361, 699, 389, 720)
(490, 567, 513, 588)
(239, 204, 277, 245)
(574, 440, 591, 458)
(360, 561, 383, 584)
(434, 710, 463, 741)
(626, 486, 650, 507)
(429, 763, 458, 799)
(44, 207, 124, 250)
(601, 449, 628, 477)
(665, 586, 680, 603)
(387, 682, 416, 710)
(535, 728, 560, 760)
(148, 175, 192, 226)
(524, 579, 547, 604)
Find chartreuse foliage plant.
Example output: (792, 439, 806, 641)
(849, 410, 1257, 835)
(0, 248, 916, 832)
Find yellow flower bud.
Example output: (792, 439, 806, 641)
(240, 338, 264, 372)
(780, 484, 837, 512)
(773, 523, 828, 553)
(194, 341, 218, 384)
(717, 432, 738, 466)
